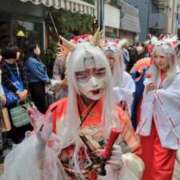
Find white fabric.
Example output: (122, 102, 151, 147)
(1, 135, 144, 180)
(1, 135, 68, 180)
(137, 67, 180, 150)
(113, 72, 135, 113)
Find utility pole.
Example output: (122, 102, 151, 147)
(96, 0, 104, 30)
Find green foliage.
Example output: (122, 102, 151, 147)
(41, 40, 57, 78)
(51, 9, 93, 39)
(82, 0, 95, 5)
(43, 8, 94, 76)
(111, 0, 119, 6)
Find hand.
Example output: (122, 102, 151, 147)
(119, 101, 128, 111)
(28, 107, 52, 144)
(0, 94, 6, 105)
(16, 89, 28, 102)
(107, 144, 123, 171)
(146, 83, 157, 92)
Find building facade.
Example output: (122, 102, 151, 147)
(125, 0, 151, 41)
(0, 0, 95, 50)
(149, 0, 178, 35)
(101, 0, 140, 43)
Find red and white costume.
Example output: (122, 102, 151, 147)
(136, 42, 180, 180)
(2, 42, 144, 180)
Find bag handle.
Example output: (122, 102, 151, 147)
(5, 63, 22, 82)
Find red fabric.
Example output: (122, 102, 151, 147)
(49, 97, 139, 151)
(48, 97, 140, 180)
(139, 122, 176, 180)
(136, 71, 176, 180)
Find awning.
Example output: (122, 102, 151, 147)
(19, 0, 95, 16)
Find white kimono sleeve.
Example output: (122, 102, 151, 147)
(1, 135, 68, 180)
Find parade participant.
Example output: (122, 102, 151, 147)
(103, 41, 135, 114)
(51, 42, 68, 100)
(2, 40, 144, 180)
(136, 42, 180, 180)
(130, 57, 152, 129)
(118, 39, 130, 70)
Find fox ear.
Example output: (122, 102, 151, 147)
(59, 35, 76, 51)
(90, 27, 103, 47)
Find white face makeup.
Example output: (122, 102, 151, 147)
(74, 52, 106, 100)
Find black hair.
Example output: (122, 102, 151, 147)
(1, 46, 19, 60)
(27, 43, 38, 58)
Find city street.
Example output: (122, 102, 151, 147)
(1, 0, 180, 179)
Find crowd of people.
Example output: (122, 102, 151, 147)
(0, 31, 180, 180)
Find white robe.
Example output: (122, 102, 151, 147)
(136, 67, 180, 150)
(113, 72, 135, 114)
(1, 134, 144, 180)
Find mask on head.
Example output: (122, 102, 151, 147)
(74, 51, 106, 100)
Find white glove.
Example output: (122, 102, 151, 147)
(121, 153, 144, 179)
(107, 144, 123, 171)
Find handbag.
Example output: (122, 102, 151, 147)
(10, 102, 32, 128)
(0, 107, 11, 132)
(3, 64, 24, 106)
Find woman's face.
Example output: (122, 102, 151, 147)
(153, 52, 169, 71)
(34, 45, 41, 56)
(16, 51, 21, 60)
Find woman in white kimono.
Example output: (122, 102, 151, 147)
(136, 42, 180, 180)
(103, 41, 135, 114)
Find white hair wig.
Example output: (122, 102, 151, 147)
(148, 42, 177, 88)
(57, 42, 120, 176)
(103, 42, 125, 87)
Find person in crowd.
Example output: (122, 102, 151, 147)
(0, 54, 6, 105)
(127, 44, 138, 72)
(0, 53, 6, 157)
(103, 41, 135, 115)
(130, 57, 152, 129)
(135, 42, 148, 61)
(25, 43, 50, 113)
(118, 38, 130, 69)
(52, 42, 68, 100)
(2, 41, 144, 180)
(136, 42, 180, 180)
(1, 46, 31, 143)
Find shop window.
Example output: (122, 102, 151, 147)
(14, 20, 43, 50)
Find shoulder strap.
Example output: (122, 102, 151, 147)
(5, 63, 22, 81)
